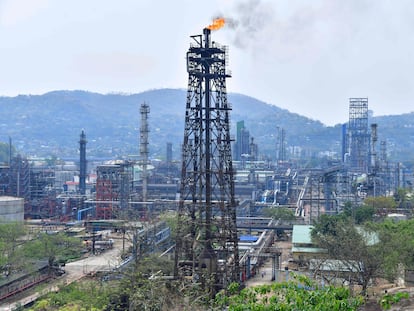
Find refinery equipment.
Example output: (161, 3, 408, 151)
(346, 98, 370, 173)
(95, 161, 134, 219)
(139, 103, 150, 217)
(174, 21, 240, 293)
(79, 130, 87, 195)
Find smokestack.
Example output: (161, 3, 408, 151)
(370, 123, 378, 173)
(8, 136, 12, 166)
(140, 103, 150, 214)
(203, 27, 211, 48)
(79, 130, 87, 195)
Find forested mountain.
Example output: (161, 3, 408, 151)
(0, 89, 412, 165)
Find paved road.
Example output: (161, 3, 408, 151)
(244, 240, 292, 287)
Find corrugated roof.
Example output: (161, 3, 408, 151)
(292, 225, 314, 244)
(292, 246, 327, 254)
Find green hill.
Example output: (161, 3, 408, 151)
(0, 89, 412, 165)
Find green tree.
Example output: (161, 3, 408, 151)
(370, 218, 414, 281)
(311, 215, 384, 295)
(0, 222, 27, 276)
(343, 202, 375, 224)
(393, 188, 412, 209)
(263, 206, 296, 222)
(23, 232, 82, 271)
(363, 196, 397, 213)
(159, 211, 178, 237)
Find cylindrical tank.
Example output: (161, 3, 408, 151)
(0, 196, 24, 222)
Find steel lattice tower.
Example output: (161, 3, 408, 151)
(174, 27, 239, 292)
(348, 98, 370, 173)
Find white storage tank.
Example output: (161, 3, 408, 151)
(0, 196, 24, 222)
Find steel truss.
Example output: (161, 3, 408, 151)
(174, 28, 239, 292)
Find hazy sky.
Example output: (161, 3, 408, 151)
(1, 0, 414, 125)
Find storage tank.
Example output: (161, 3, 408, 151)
(0, 196, 24, 222)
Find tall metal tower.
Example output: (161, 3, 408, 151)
(140, 103, 150, 210)
(166, 142, 173, 164)
(79, 130, 87, 195)
(370, 123, 378, 174)
(347, 98, 370, 173)
(276, 127, 286, 162)
(174, 26, 239, 292)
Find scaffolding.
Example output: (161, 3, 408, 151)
(95, 162, 133, 219)
(174, 27, 239, 292)
(347, 98, 370, 173)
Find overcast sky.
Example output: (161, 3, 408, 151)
(1, 0, 413, 126)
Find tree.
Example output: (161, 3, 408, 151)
(363, 196, 397, 215)
(23, 232, 82, 272)
(343, 201, 375, 224)
(106, 268, 177, 311)
(370, 218, 414, 281)
(311, 215, 384, 295)
(0, 222, 27, 276)
(263, 206, 296, 222)
(393, 188, 412, 210)
(159, 211, 178, 237)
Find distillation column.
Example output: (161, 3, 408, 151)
(140, 103, 150, 216)
(174, 26, 239, 292)
(79, 130, 87, 195)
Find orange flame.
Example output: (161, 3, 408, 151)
(207, 17, 225, 31)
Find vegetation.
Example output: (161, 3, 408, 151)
(263, 206, 296, 222)
(380, 291, 410, 310)
(8, 211, 414, 310)
(29, 281, 111, 311)
(0, 222, 27, 277)
(363, 196, 397, 212)
(106, 255, 185, 310)
(311, 194, 414, 296)
(23, 232, 83, 269)
(213, 275, 364, 310)
(159, 211, 179, 237)
(343, 202, 375, 224)
(343, 195, 408, 224)
(1, 90, 414, 164)
(393, 188, 413, 210)
(311, 214, 383, 295)
(370, 218, 414, 281)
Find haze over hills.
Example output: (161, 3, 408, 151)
(0, 89, 413, 165)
